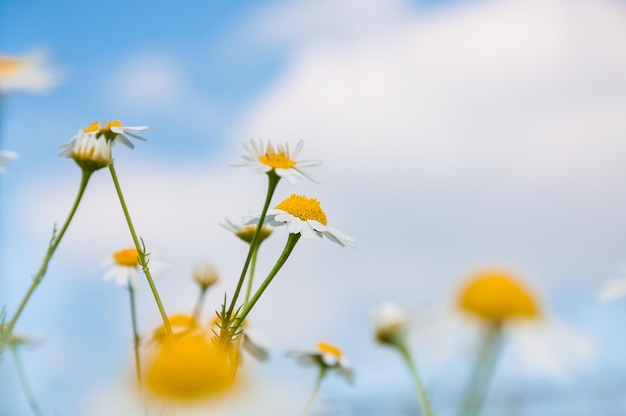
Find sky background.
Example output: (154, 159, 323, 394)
(2, 0, 626, 414)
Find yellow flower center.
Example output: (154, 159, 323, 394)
(146, 335, 237, 400)
(259, 153, 296, 169)
(83, 120, 123, 140)
(112, 248, 140, 267)
(235, 224, 273, 244)
(0, 57, 23, 75)
(275, 194, 328, 225)
(153, 314, 199, 343)
(317, 341, 343, 358)
(459, 270, 540, 324)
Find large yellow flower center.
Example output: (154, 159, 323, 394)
(259, 153, 296, 169)
(153, 314, 199, 343)
(317, 341, 343, 359)
(146, 335, 237, 400)
(0, 57, 22, 75)
(459, 270, 540, 324)
(83, 120, 123, 140)
(112, 248, 140, 267)
(275, 194, 328, 225)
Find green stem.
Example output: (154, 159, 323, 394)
(219, 172, 280, 343)
(235, 233, 300, 327)
(108, 164, 172, 337)
(301, 366, 327, 416)
(458, 324, 503, 416)
(128, 283, 142, 385)
(225, 171, 280, 320)
(243, 243, 260, 307)
(10, 345, 42, 416)
(192, 286, 208, 321)
(6, 169, 91, 332)
(397, 342, 435, 416)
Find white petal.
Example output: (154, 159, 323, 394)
(507, 319, 597, 381)
(300, 222, 318, 239)
(307, 220, 327, 232)
(598, 278, 626, 302)
(115, 135, 135, 149)
(292, 140, 304, 159)
(286, 218, 303, 234)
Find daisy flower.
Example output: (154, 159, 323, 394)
(289, 341, 354, 415)
(101, 248, 164, 290)
(371, 303, 434, 416)
(146, 334, 238, 401)
(0, 49, 62, 94)
(58, 129, 112, 171)
(417, 268, 595, 382)
(0, 150, 18, 173)
(289, 341, 354, 384)
(152, 314, 202, 344)
(193, 262, 220, 289)
(221, 218, 273, 245)
(372, 302, 410, 347)
(245, 194, 355, 247)
(235, 139, 321, 184)
(82, 120, 148, 149)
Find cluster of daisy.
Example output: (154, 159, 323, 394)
(41, 127, 357, 409)
(371, 268, 596, 416)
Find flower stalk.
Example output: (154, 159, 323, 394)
(128, 283, 142, 385)
(235, 233, 301, 328)
(301, 366, 327, 416)
(396, 342, 435, 416)
(458, 323, 503, 416)
(220, 171, 280, 342)
(108, 164, 171, 337)
(4, 169, 92, 336)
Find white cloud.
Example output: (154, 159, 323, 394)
(238, 0, 626, 194)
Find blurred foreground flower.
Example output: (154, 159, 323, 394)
(101, 248, 165, 290)
(247, 194, 355, 247)
(146, 335, 238, 401)
(235, 139, 321, 184)
(0, 150, 18, 173)
(289, 341, 353, 415)
(455, 269, 595, 416)
(152, 314, 201, 344)
(0, 49, 62, 94)
(372, 303, 434, 416)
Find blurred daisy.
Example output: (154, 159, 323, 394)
(421, 268, 596, 416)
(289, 341, 353, 384)
(246, 194, 355, 247)
(221, 218, 273, 245)
(598, 266, 626, 302)
(82, 120, 148, 149)
(454, 269, 595, 380)
(193, 262, 219, 290)
(101, 248, 165, 290)
(152, 314, 202, 344)
(289, 341, 353, 415)
(0, 150, 18, 173)
(235, 139, 321, 184)
(0, 49, 62, 94)
(146, 334, 238, 401)
(373, 303, 410, 347)
(372, 303, 434, 416)
(58, 129, 112, 172)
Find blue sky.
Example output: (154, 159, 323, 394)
(3, 0, 626, 415)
